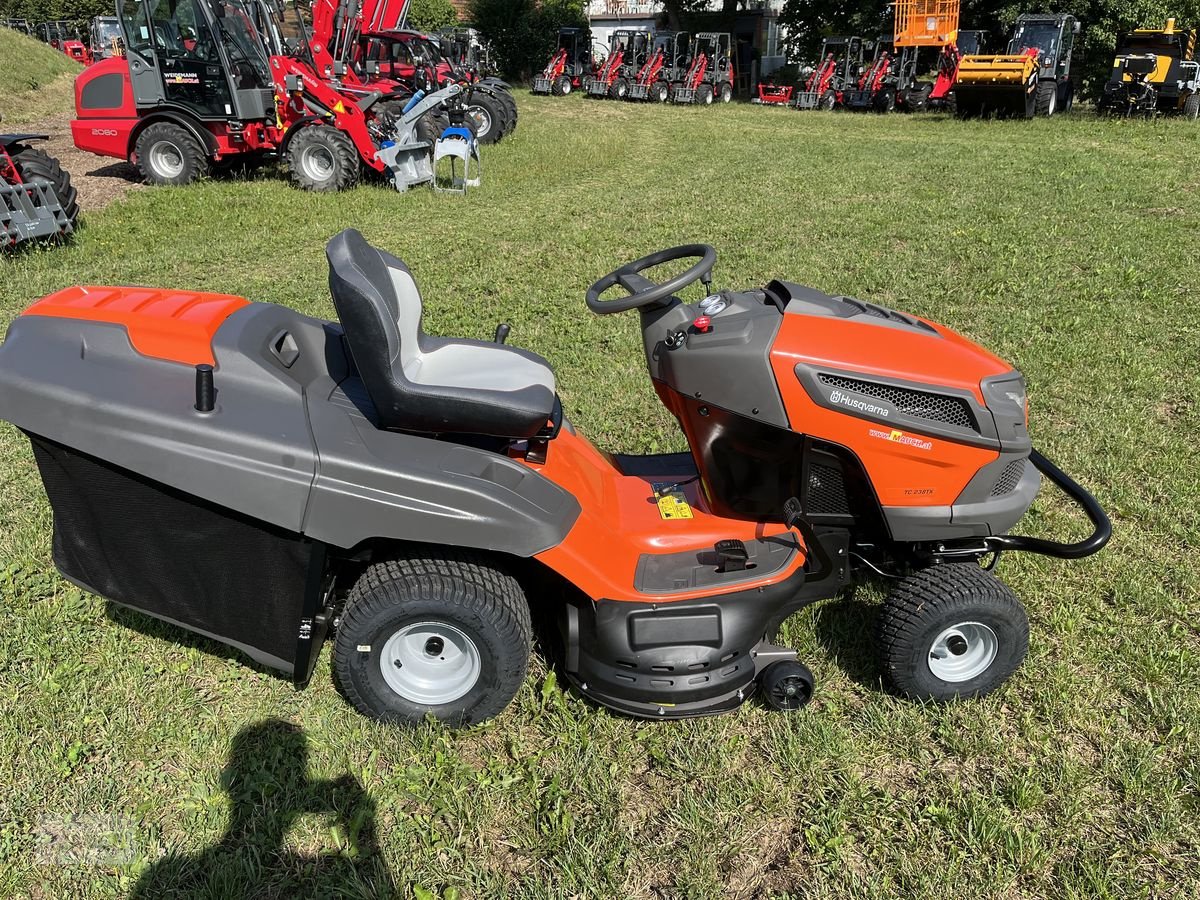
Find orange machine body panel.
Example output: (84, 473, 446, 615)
(770, 313, 1009, 509)
(523, 428, 805, 603)
(21, 286, 250, 366)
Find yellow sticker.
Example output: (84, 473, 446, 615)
(653, 483, 693, 520)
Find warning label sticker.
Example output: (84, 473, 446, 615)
(652, 483, 694, 520)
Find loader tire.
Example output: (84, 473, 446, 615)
(483, 86, 517, 135)
(1035, 79, 1058, 117)
(553, 75, 570, 95)
(873, 87, 896, 113)
(719, 81, 733, 103)
(135, 121, 209, 186)
(610, 76, 629, 99)
(819, 90, 836, 110)
(10, 146, 79, 236)
(653, 80, 670, 102)
(1184, 93, 1200, 120)
(287, 124, 360, 192)
(464, 90, 508, 143)
(698, 83, 714, 105)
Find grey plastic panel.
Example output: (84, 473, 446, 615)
(302, 375, 580, 555)
(639, 291, 789, 428)
(0, 306, 321, 531)
(884, 459, 1041, 540)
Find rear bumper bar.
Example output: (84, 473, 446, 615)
(982, 448, 1111, 559)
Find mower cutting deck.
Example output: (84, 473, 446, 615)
(0, 232, 1110, 725)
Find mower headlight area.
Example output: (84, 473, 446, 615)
(983, 376, 1029, 423)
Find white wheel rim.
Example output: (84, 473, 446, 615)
(1047, 91, 1056, 115)
(150, 140, 184, 178)
(562, 79, 572, 94)
(467, 105, 492, 138)
(380, 621, 481, 705)
(301, 144, 335, 181)
(928, 621, 998, 683)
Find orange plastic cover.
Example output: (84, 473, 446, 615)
(21, 286, 250, 366)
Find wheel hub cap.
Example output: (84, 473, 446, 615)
(928, 622, 998, 682)
(380, 622, 481, 705)
(301, 145, 335, 181)
(466, 106, 492, 137)
(150, 141, 184, 178)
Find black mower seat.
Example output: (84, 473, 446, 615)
(326, 229, 557, 438)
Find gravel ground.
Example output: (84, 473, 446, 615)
(27, 114, 144, 211)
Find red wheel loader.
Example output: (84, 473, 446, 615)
(532, 27, 590, 96)
(627, 31, 687, 101)
(2, 121, 78, 249)
(72, 0, 461, 192)
(793, 36, 864, 109)
(671, 32, 734, 104)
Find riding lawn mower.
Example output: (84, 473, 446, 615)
(0, 232, 1110, 725)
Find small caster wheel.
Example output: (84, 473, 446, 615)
(760, 660, 814, 711)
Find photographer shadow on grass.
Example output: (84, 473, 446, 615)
(130, 719, 395, 900)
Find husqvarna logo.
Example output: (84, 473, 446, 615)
(830, 389, 889, 417)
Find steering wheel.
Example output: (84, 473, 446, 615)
(586, 244, 717, 315)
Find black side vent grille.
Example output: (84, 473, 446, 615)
(990, 459, 1026, 496)
(818, 373, 977, 431)
(806, 463, 849, 515)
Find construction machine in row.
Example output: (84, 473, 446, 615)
(628, 31, 689, 101)
(72, 0, 462, 193)
(793, 36, 863, 109)
(2, 119, 78, 250)
(586, 29, 650, 99)
(843, 0, 960, 113)
(36, 20, 90, 63)
(1097, 19, 1199, 119)
(532, 27, 591, 95)
(954, 13, 1078, 118)
(672, 32, 734, 104)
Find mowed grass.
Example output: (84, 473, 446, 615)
(2, 96, 1200, 899)
(0, 28, 81, 124)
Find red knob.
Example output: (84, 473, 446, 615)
(694, 316, 712, 333)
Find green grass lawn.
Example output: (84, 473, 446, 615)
(0, 28, 81, 124)
(2, 96, 1199, 899)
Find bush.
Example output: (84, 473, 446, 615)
(406, 0, 459, 34)
(468, 0, 588, 82)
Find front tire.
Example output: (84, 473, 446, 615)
(718, 81, 733, 103)
(1036, 79, 1058, 116)
(286, 125, 360, 192)
(10, 146, 79, 239)
(556, 75, 572, 96)
(135, 121, 208, 186)
(333, 551, 533, 726)
(653, 80, 669, 103)
(1184, 92, 1200, 120)
(878, 564, 1029, 701)
(610, 76, 629, 100)
(698, 83, 714, 105)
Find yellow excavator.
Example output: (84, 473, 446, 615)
(954, 13, 1079, 118)
(1097, 19, 1199, 118)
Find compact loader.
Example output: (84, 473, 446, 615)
(1098, 20, 1199, 119)
(954, 13, 1078, 118)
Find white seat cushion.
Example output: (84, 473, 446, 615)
(406, 342, 557, 394)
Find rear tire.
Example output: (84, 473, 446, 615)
(873, 87, 896, 113)
(1020, 83, 1038, 119)
(464, 90, 507, 144)
(653, 80, 670, 102)
(610, 76, 629, 99)
(878, 564, 1029, 701)
(333, 550, 532, 726)
(718, 81, 733, 103)
(286, 125, 360, 192)
(9, 146, 79, 239)
(1184, 92, 1200, 120)
(698, 83, 714, 105)
(135, 121, 208, 186)
(1036, 79, 1058, 116)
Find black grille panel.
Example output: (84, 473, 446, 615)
(819, 373, 977, 431)
(990, 459, 1026, 496)
(806, 463, 849, 515)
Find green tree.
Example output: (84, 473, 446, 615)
(406, 0, 459, 33)
(468, 0, 587, 81)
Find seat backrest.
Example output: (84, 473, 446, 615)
(326, 228, 431, 423)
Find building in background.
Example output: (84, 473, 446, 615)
(585, 1, 785, 94)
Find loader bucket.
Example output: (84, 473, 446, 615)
(953, 53, 1038, 116)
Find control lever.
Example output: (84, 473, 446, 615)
(783, 497, 832, 580)
(494, 323, 511, 344)
(700, 271, 713, 294)
(714, 538, 749, 572)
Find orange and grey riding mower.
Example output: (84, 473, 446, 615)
(0, 232, 1110, 725)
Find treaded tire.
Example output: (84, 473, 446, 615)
(719, 81, 733, 103)
(135, 121, 208, 186)
(878, 564, 1029, 701)
(287, 125, 360, 192)
(698, 83, 714, 105)
(610, 76, 629, 100)
(1184, 92, 1200, 120)
(10, 146, 79, 235)
(653, 80, 669, 102)
(333, 550, 533, 726)
(491, 87, 518, 132)
(1036, 79, 1058, 116)
(465, 90, 508, 143)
